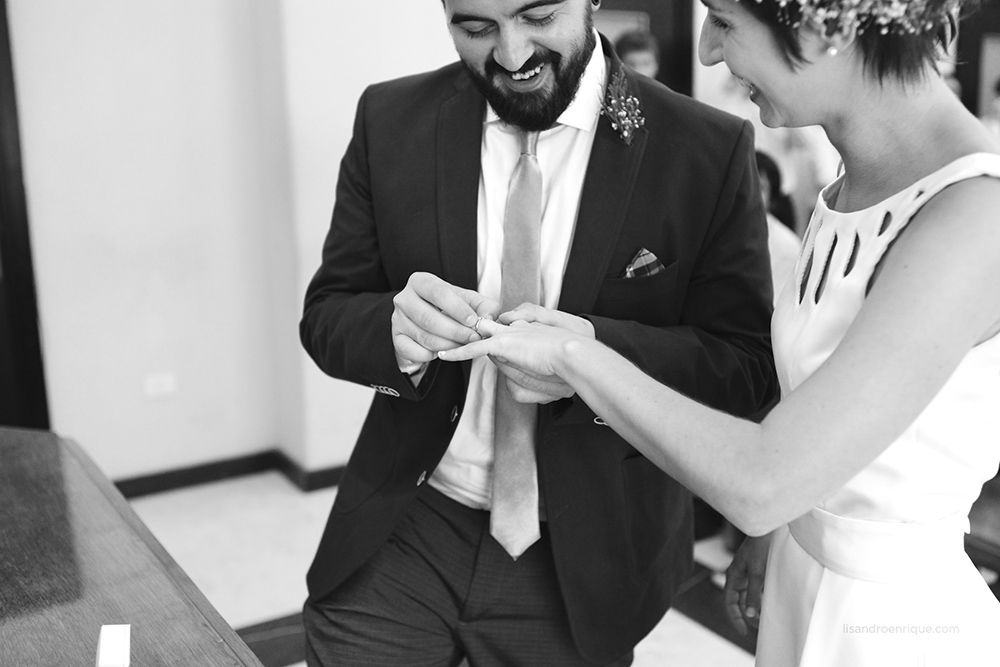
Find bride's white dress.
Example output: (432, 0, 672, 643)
(757, 153, 1000, 666)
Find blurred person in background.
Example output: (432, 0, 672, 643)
(756, 150, 801, 300)
(615, 30, 660, 79)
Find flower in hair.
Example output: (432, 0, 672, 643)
(601, 69, 645, 146)
(749, 0, 960, 36)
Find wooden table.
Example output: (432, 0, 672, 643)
(0, 427, 264, 666)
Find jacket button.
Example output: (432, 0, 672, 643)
(416, 470, 427, 486)
(450, 405, 459, 422)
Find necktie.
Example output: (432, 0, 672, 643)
(490, 129, 542, 559)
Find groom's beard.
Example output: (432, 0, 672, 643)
(463, 27, 596, 133)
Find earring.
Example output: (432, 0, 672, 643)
(827, 46, 839, 57)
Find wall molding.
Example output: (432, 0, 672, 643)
(115, 450, 343, 499)
(236, 613, 305, 667)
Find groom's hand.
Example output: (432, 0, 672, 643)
(498, 303, 595, 339)
(392, 272, 499, 370)
(494, 357, 575, 405)
(493, 304, 594, 403)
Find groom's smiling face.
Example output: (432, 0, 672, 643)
(444, 0, 597, 132)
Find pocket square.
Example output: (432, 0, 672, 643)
(622, 248, 665, 278)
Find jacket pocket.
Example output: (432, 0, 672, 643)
(593, 261, 680, 325)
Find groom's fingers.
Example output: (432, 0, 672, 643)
(501, 377, 561, 404)
(393, 333, 436, 365)
(394, 272, 487, 347)
(407, 273, 481, 329)
(498, 302, 548, 324)
(499, 304, 595, 339)
(392, 308, 471, 354)
(495, 362, 574, 397)
(495, 361, 574, 403)
(454, 286, 501, 322)
(475, 317, 503, 338)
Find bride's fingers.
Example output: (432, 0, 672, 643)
(724, 585, 748, 636)
(744, 572, 764, 629)
(474, 317, 503, 338)
(438, 339, 494, 362)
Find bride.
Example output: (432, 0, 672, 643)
(440, 0, 1000, 663)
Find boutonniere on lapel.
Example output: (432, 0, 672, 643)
(600, 69, 644, 146)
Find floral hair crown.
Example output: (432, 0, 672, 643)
(755, 0, 960, 36)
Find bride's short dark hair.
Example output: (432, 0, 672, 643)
(741, 0, 968, 83)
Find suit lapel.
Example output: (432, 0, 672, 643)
(437, 73, 484, 291)
(558, 39, 648, 315)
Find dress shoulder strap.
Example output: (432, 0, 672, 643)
(879, 152, 1000, 244)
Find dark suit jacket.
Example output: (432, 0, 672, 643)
(300, 37, 778, 664)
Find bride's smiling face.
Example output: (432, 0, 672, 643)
(698, 0, 821, 128)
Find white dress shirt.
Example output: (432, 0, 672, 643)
(428, 34, 606, 509)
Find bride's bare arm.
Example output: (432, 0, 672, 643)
(443, 178, 1000, 535)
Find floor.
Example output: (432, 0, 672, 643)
(130, 471, 754, 667)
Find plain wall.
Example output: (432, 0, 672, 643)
(8, 1, 455, 478)
(281, 2, 455, 470)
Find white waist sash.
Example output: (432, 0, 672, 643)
(787, 507, 970, 584)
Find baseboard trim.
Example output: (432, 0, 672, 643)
(273, 451, 345, 492)
(236, 613, 305, 667)
(115, 449, 344, 499)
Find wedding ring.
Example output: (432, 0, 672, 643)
(473, 317, 485, 336)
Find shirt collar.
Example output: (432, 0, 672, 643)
(485, 29, 605, 133)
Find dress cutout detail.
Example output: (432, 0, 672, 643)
(759, 153, 1000, 666)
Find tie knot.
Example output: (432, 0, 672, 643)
(519, 130, 539, 156)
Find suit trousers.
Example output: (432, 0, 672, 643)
(303, 484, 634, 667)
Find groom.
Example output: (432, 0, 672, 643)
(299, 0, 778, 664)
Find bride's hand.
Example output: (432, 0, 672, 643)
(437, 319, 582, 381)
(724, 532, 772, 636)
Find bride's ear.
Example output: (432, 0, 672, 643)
(799, 17, 859, 60)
